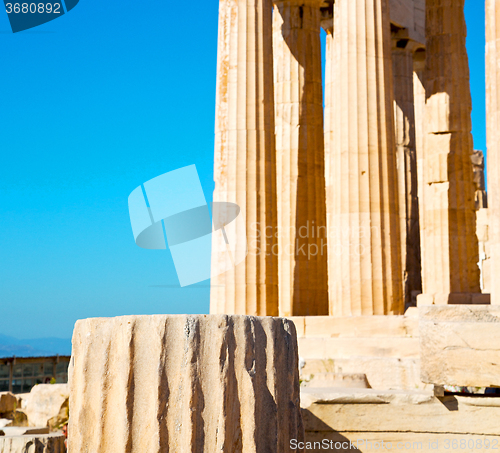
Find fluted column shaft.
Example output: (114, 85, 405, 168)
(273, 0, 328, 316)
(392, 43, 422, 307)
(326, 0, 403, 316)
(211, 0, 279, 316)
(69, 315, 304, 452)
(421, 0, 480, 297)
(413, 50, 427, 302)
(486, 0, 500, 304)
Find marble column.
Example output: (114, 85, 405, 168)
(69, 315, 304, 452)
(413, 49, 426, 219)
(392, 38, 422, 308)
(413, 48, 427, 301)
(326, 0, 403, 316)
(486, 0, 500, 304)
(273, 0, 328, 316)
(323, 16, 334, 225)
(418, 0, 480, 304)
(210, 0, 279, 316)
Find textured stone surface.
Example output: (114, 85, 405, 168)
(486, 0, 500, 306)
(23, 384, 68, 430)
(303, 432, 500, 452)
(1, 427, 49, 436)
(0, 411, 28, 428)
(210, 0, 279, 316)
(273, 0, 328, 317)
(420, 0, 480, 299)
(0, 393, 17, 415)
(69, 315, 304, 453)
(302, 388, 500, 435)
(300, 357, 427, 392)
(477, 207, 491, 292)
(471, 150, 488, 209)
(325, 0, 403, 316)
(0, 433, 65, 453)
(420, 305, 500, 387)
(291, 315, 427, 391)
(389, 0, 425, 44)
(290, 315, 418, 338)
(392, 40, 422, 308)
(301, 373, 370, 389)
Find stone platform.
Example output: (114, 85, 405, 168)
(290, 310, 428, 390)
(302, 387, 500, 452)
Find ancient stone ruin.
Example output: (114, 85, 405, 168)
(37, 0, 500, 451)
(69, 315, 303, 452)
(206, 0, 500, 449)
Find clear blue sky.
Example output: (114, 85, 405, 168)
(0, 0, 487, 339)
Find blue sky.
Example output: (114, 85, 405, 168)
(0, 0, 487, 339)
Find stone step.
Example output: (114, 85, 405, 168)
(299, 357, 429, 391)
(298, 336, 420, 359)
(290, 313, 418, 338)
(302, 432, 500, 453)
(301, 387, 500, 436)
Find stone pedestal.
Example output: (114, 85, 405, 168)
(272, 0, 328, 316)
(392, 38, 422, 308)
(325, 0, 403, 316)
(419, 0, 480, 300)
(486, 0, 500, 305)
(211, 0, 279, 316)
(69, 315, 304, 453)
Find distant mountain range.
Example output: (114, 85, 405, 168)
(0, 334, 72, 358)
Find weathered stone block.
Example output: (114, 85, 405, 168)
(0, 393, 17, 414)
(417, 293, 490, 306)
(69, 315, 303, 453)
(300, 357, 428, 391)
(23, 384, 68, 430)
(302, 387, 500, 435)
(420, 305, 500, 386)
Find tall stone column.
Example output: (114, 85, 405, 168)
(413, 48, 427, 302)
(392, 38, 422, 308)
(486, 0, 500, 304)
(326, 0, 403, 316)
(413, 49, 426, 223)
(273, 0, 328, 316)
(418, 0, 480, 303)
(323, 15, 334, 232)
(211, 0, 279, 316)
